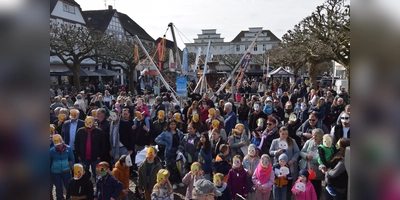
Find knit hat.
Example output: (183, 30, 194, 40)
(278, 154, 288, 163)
(299, 169, 309, 179)
(193, 179, 221, 197)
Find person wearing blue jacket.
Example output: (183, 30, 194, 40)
(50, 134, 75, 200)
(195, 132, 213, 180)
(94, 162, 123, 200)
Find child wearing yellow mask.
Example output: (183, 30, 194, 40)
(182, 162, 205, 200)
(151, 169, 173, 200)
(213, 173, 231, 200)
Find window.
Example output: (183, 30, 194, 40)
(220, 46, 223, 50)
(254, 45, 258, 51)
(245, 45, 249, 50)
(236, 45, 240, 51)
(63, 3, 75, 14)
(263, 44, 267, 51)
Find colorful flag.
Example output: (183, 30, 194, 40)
(241, 52, 252, 70)
(169, 49, 175, 72)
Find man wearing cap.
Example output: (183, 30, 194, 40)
(192, 179, 222, 200)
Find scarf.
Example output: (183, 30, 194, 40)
(109, 119, 121, 159)
(258, 127, 277, 150)
(55, 143, 67, 155)
(255, 162, 272, 184)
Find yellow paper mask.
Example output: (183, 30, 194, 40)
(135, 111, 143, 121)
(52, 134, 63, 146)
(69, 109, 79, 119)
(50, 124, 56, 137)
(235, 124, 244, 133)
(256, 118, 265, 127)
(146, 146, 156, 159)
(157, 110, 165, 120)
(85, 117, 94, 129)
(173, 113, 181, 122)
(192, 113, 199, 123)
(91, 109, 97, 118)
(58, 114, 66, 123)
(213, 174, 222, 187)
(212, 119, 220, 129)
(208, 108, 216, 118)
(73, 164, 84, 180)
(191, 163, 200, 175)
(157, 169, 169, 185)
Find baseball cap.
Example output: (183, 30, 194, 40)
(193, 179, 221, 197)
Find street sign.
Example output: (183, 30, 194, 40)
(176, 76, 187, 96)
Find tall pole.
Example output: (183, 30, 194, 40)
(168, 23, 182, 72)
(134, 35, 179, 104)
(200, 40, 211, 95)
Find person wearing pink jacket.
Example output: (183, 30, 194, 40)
(252, 154, 275, 200)
(291, 169, 317, 200)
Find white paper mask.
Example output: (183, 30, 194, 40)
(110, 112, 118, 121)
(278, 141, 288, 150)
(125, 155, 133, 167)
(295, 182, 306, 192)
(280, 166, 290, 175)
(340, 113, 350, 123)
(301, 102, 307, 112)
(323, 135, 333, 148)
(253, 104, 260, 111)
(289, 113, 297, 121)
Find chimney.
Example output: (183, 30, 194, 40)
(108, 5, 113, 10)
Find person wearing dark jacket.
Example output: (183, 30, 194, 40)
(66, 163, 94, 200)
(210, 128, 226, 158)
(248, 103, 268, 134)
(138, 146, 163, 200)
(94, 162, 123, 200)
(61, 109, 85, 163)
(96, 108, 111, 167)
(285, 118, 302, 150)
(74, 116, 105, 178)
(214, 173, 232, 200)
(238, 98, 251, 137)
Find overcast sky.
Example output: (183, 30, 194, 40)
(76, 0, 326, 49)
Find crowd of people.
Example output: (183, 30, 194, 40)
(50, 77, 350, 200)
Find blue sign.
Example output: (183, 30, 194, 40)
(176, 76, 187, 96)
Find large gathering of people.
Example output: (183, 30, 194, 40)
(50, 77, 350, 200)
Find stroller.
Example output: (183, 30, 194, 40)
(164, 153, 186, 184)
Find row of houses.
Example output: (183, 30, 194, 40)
(50, 0, 281, 86)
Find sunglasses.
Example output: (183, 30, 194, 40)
(341, 117, 349, 119)
(267, 123, 273, 126)
(308, 119, 316, 121)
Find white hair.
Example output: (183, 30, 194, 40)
(224, 102, 232, 110)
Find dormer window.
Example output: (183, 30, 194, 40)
(63, 3, 75, 14)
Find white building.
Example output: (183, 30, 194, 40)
(185, 27, 281, 72)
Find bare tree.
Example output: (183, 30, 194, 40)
(50, 23, 110, 90)
(215, 54, 243, 71)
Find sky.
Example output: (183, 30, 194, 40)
(76, 0, 327, 49)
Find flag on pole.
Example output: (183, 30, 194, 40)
(266, 56, 270, 82)
(182, 48, 188, 74)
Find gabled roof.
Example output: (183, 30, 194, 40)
(82, 9, 116, 32)
(51, 0, 81, 13)
(118, 12, 155, 42)
(231, 30, 281, 43)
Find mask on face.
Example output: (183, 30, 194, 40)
(256, 118, 265, 127)
(301, 103, 307, 112)
(278, 140, 288, 150)
(213, 175, 222, 187)
(157, 110, 165, 120)
(73, 164, 84, 180)
(125, 155, 133, 167)
(261, 155, 269, 168)
(191, 164, 199, 175)
(157, 170, 168, 185)
(96, 164, 108, 178)
(323, 135, 333, 148)
(212, 120, 220, 129)
(173, 113, 181, 122)
(248, 145, 256, 157)
(192, 113, 199, 123)
(52, 134, 63, 146)
(69, 109, 79, 120)
(84, 117, 94, 129)
(289, 113, 297, 122)
(58, 114, 66, 123)
(253, 104, 260, 111)
(50, 124, 56, 137)
(232, 157, 241, 169)
(208, 108, 216, 118)
(91, 110, 97, 118)
(110, 112, 118, 121)
(235, 124, 244, 134)
(146, 147, 156, 159)
(340, 113, 350, 123)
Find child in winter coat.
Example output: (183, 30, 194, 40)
(252, 154, 275, 200)
(133, 97, 151, 131)
(214, 173, 231, 200)
(151, 169, 173, 200)
(291, 169, 317, 200)
(242, 144, 260, 200)
(227, 155, 248, 199)
(213, 144, 231, 182)
(318, 134, 337, 196)
(228, 123, 249, 158)
(182, 162, 205, 200)
(273, 154, 292, 200)
(94, 162, 123, 200)
(111, 155, 132, 200)
(138, 146, 163, 200)
(66, 163, 94, 200)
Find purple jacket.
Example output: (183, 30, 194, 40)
(227, 168, 248, 199)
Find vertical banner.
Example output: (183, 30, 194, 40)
(182, 48, 188, 74)
(194, 47, 201, 71)
(176, 76, 187, 96)
(157, 42, 162, 70)
(169, 49, 175, 72)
